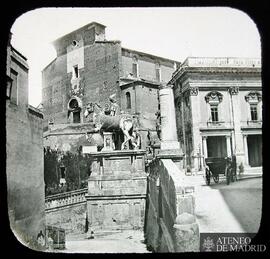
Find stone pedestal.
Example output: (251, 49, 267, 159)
(173, 213, 200, 252)
(85, 150, 147, 235)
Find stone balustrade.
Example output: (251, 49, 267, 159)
(183, 57, 261, 68)
(45, 188, 88, 210)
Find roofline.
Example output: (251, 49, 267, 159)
(169, 66, 262, 85)
(120, 79, 161, 90)
(42, 57, 57, 72)
(52, 21, 106, 45)
(121, 47, 181, 64)
(28, 105, 44, 119)
(10, 45, 27, 61)
(170, 56, 262, 84)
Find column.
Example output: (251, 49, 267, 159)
(189, 87, 200, 171)
(202, 136, 208, 159)
(226, 135, 232, 157)
(243, 134, 249, 166)
(202, 136, 208, 169)
(229, 87, 245, 166)
(159, 85, 180, 150)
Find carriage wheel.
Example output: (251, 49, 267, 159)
(205, 168, 211, 185)
(226, 167, 231, 185)
(231, 171, 237, 182)
(213, 174, 219, 183)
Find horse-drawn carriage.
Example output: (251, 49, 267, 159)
(204, 155, 237, 185)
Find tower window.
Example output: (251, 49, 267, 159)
(250, 105, 258, 121)
(72, 65, 79, 79)
(132, 63, 138, 77)
(68, 98, 81, 123)
(210, 105, 219, 122)
(72, 40, 78, 47)
(60, 166, 66, 179)
(156, 68, 161, 82)
(6, 75, 13, 99)
(10, 69, 18, 104)
(155, 63, 161, 82)
(126, 92, 131, 109)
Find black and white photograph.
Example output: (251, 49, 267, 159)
(5, 6, 266, 253)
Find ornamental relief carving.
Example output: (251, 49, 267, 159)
(205, 91, 223, 104)
(245, 91, 262, 103)
(229, 86, 239, 95)
(189, 87, 199, 96)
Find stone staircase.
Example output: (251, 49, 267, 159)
(63, 230, 150, 253)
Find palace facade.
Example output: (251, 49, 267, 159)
(170, 57, 262, 172)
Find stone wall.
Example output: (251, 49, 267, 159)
(145, 158, 198, 252)
(46, 202, 87, 235)
(45, 189, 88, 235)
(42, 41, 122, 126)
(121, 48, 177, 83)
(6, 104, 45, 250)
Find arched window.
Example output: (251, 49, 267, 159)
(67, 98, 81, 123)
(126, 92, 131, 109)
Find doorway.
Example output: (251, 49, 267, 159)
(247, 135, 262, 167)
(207, 136, 227, 158)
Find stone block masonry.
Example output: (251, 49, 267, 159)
(145, 158, 199, 252)
(85, 150, 147, 235)
(6, 104, 45, 250)
(46, 202, 87, 235)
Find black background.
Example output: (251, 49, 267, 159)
(1, 0, 269, 257)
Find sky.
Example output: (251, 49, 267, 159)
(10, 7, 261, 107)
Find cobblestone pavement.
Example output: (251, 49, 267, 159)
(56, 230, 150, 253)
(191, 174, 262, 233)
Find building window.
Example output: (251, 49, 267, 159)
(72, 65, 79, 79)
(6, 75, 13, 99)
(132, 63, 138, 77)
(205, 91, 223, 124)
(126, 92, 131, 109)
(60, 166, 66, 179)
(68, 98, 81, 123)
(210, 105, 219, 122)
(155, 62, 161, 82)
(245, 91, 262, 122)
(72, 40, 78, 47)
(10, 69, 18, 104)
(59, 166, 66, 187)
(250, 105, 258, 121)
(156, 68, 161, 82)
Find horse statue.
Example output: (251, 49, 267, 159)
(84, 102, 139, 150)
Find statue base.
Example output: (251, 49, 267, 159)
(160, 140, 181, 150)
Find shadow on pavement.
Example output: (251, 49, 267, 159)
(208, 178, 262, 233)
